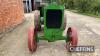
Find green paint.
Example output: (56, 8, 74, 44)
(37, 3, 70, 42)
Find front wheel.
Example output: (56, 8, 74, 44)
(63, 13, 67, 29)
(34, 10, 41, 31)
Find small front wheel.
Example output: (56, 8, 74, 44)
(34, 10, 41, 31)
(63, 13, 67, 29)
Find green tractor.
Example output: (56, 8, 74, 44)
(28, 1, 78, 52)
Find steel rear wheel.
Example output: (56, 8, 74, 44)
(66, 27, 78, 49)
(28, 27, 37, 52)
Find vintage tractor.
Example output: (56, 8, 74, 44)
(28, 2, 78, 52)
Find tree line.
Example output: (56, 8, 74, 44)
(59, 0, 100, 15)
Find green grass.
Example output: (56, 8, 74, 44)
(81, 13, 100, 18)
(66, 9, 100, 18)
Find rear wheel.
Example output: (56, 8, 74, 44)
(28, 27, 37, 52)
(66, 27, 78, 50)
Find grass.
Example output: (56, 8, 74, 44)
(66, 9, 100, 18)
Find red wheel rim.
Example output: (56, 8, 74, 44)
(28, 27, 37, 52)
(67, 27, 78, 46)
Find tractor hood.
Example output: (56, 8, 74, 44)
(44, 3, 65, 10)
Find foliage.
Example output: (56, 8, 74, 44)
(59, 0, 100, 15)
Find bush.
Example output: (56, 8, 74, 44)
(60, 0, 100, 15)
